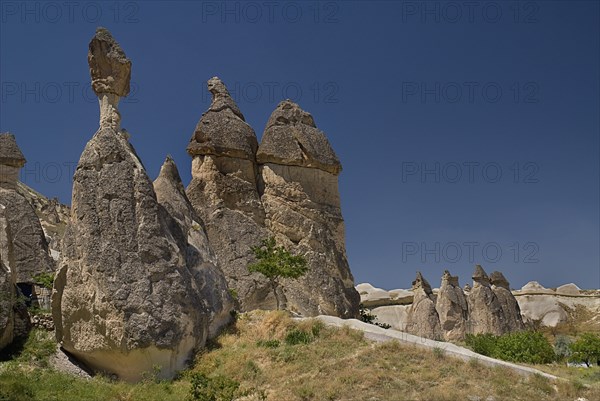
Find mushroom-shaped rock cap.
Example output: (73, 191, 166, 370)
(472, 264, 490, 282)
(0, 133, 26, 167)
(187, 78, 258, 160)
(88, 27, 131, 97)
(256, 100, 342, 175)
(490, 271, 510, 290)
(412, 271, 433, 294)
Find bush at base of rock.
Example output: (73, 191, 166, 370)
(466, 331, 556, 364)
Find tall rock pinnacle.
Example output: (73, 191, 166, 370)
(88, 27, 132, 131)
(436, 270, 468, 341)
(186, 78, 272, 312)
(0, 133, 26, 189)
(257, 100, 360, 317)
(53, 28, 211, 381)
(406, 271, 442, 340)
(466, 265, 506, 335)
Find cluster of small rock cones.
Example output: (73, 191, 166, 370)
(406, 265, 525, 341)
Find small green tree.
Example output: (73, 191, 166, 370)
(570, 332, 600, 367)
(248, 237, 308, 310)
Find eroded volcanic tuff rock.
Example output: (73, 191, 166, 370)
(186, 77, 274, 312)
(490, 271, 524, 332)
(406, 272, 442, 340)
(436, 270, 468, 341)
(466, 265, 506, 335)
(0, 133, 55, 285)
(52, 28, 210, 381)
(257, 100, 359, 317)
(153, 156, 234, 337)
(0, 203, 16, 351)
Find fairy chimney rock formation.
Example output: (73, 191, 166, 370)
(466, 265, 506, 335)
(0, 204, 16, 350)
(0, 133, 26, 189)
(436, 270, 468, 341)
(153, 156, 234, 337)
(257, 100, 359, 317)
(490, 271, 525, 332)
(406, 272, 442, 340)
(186, 78, 273, 312)
(0, 134, 54, 284)
(52, 28, 211, 382)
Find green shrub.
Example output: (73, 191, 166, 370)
(359, 304, 391, 329)
(465, 333, 497, 357)
(495, 331, 556, 364)
(466, 331, 556, 364)
(285, 329, 313, 345)
(32, 272, 55, 290)
(187, 372, 240, 401)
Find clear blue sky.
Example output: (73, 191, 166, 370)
(1, 1, 598, 290)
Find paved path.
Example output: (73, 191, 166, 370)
(312, 315, 557, 380)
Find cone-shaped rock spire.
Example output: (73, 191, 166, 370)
(406, 271, 442, 340)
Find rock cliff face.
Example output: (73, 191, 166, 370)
(187, 81, 360, 317)
(0, 203, 16, 350)
(436, 270, 468, 341)
(153, 156, 234, 337)
(186, 77, 273, 312)
(490, 271, 524, 332)
(0, 134, 55, 285)
(52, 28, 211, 381)
(405, 272, 442, 340)
(257, 100, 359, 317)
(467, 265, 506, 335)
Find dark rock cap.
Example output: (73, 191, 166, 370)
(472, 264, 490, 283)
(256, 100, 342, 175)
(490, 271, 510, 290)
(442, 269, 460, 287)
(412, 271, 433, 294)
(187, 78, 258, 160)
(88, 27, 132, 97)
(0, 133, 26, 167)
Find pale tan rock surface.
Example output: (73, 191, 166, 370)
(0, 134, 55, 285)
(466, 265, 506, 335)
(490, 271, 524, 332)
(405, 272, 443, 340)
(436, 270, 468, 341)
(52, 29, 210, 382)
(257, 101, 359, 317)
(153, 156, 234, 337)
(186, 78, 274, 312)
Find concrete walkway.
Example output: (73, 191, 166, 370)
(312, 315, 557, 380)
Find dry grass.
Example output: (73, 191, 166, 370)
(191, 310, 600, 401)
(2, 311, 599, 400)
